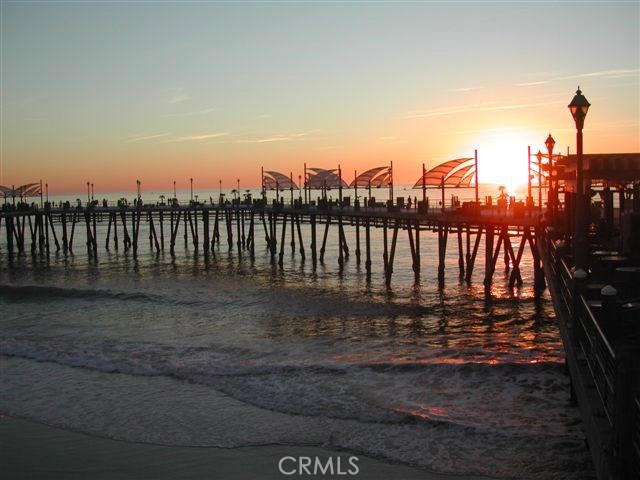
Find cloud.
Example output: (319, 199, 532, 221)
(518, 81, 550, 87)
(405, 100, 564, 119)
(556, 68, 639, 81)
(162, 107, 218, 117)
(448, 86, 483, 92)
(172, 132, 229, 142)
(518, 68, 639, 87)
(168, 94, 190, 104)
(127, 133, 170, 142)
(237, 130, 318, 143)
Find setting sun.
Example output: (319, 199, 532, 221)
(472, 128, 538, 191)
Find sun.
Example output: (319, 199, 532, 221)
(472, 128, 535, 194)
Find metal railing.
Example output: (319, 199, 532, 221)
(633, 396, 640, 478)
(575, 294, 617, 425)
(543, 227, 640, 478)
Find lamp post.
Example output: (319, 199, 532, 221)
(568, 87, 590, 269)
(173, 180, 176, 201)
(536, 150, 543, 211)
(219, 179, 222, 204)
(87, 181, 90, 205)
(545, 133, 556, 221)
(91, 183, 94, 202)
(527, 146, 532, 204)
(136, 180, 141, 204)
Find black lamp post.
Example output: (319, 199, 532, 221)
(87, 181, 90, 204)
(545, 133, 556, 221)
(190, 178, 193, 202)
(536, 150, 543, 211)
(568, 87, 590, 269)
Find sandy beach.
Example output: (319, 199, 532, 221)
(1, 416, 490, 480)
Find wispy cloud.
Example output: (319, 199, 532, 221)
(518, 68, 639, 87)
(237, 130, 318, 144)
(172, 132, 229, 142)
(168, 93, 190, 104)
(242, 136, 291, 143)
(405, 100, 565, 119)
(448, 86, 483, 92)
(518, 80, 550, 87)
(379, 136, 397, 141)
(162, 107, 218, 117)
(127, 133, 170, 143)
(556, 68, 639, 81)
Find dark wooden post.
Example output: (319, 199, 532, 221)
(311, 214, 317, 267)
(278, 214, 287, 267)
(365, 216, 371, 276)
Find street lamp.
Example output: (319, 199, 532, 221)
(568, 87, 590, 269)
(136, 180, 141, 204)
(91, 183, 94, 202)
(219, 179, 222, 204)
(536, 150, 543, 211)
(173, 180, 176, 201)
(87, 181, 90, 204)
(545, 133, 556, 220)
(190, 178, 193, 202)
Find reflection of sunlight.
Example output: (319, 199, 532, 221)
(472, 129, 536, 188)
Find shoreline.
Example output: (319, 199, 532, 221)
(0, 416, 490, 480)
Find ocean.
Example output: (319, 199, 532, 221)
(0, 186, 593, 479)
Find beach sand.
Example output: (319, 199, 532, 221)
(0, 416, 488, 480)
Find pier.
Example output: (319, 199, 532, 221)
(0, 200, 543, 291)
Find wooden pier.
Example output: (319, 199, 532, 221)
(0, 201, 544, 291)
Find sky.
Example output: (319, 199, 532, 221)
(1, 1, 638, 194)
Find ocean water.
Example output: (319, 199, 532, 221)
(0, 190, 593, 479)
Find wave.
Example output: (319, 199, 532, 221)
(0, 283, 227, 309)
(0, 335, 571, 434)
(0, 355, 593, 480)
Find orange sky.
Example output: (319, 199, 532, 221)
(1, 3, 638, 195)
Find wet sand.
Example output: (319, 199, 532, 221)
(0, 416, 489, 480)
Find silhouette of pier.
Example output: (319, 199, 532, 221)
(0, 200, 544, 290)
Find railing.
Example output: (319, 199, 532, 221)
(633, 396, 640, 479)
(543, 227, 640, 478)
(575, 294, 617, 425)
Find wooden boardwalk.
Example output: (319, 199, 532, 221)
(0, 201, 544, 290)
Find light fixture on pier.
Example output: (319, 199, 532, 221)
(545, 133, 556, 221)
(536, 150, 543, 211)
(568, 87, 590, 269)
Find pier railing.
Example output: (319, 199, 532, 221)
(544, 229, 640, 479)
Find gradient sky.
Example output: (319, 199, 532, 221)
(1, 1, 638, 194)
